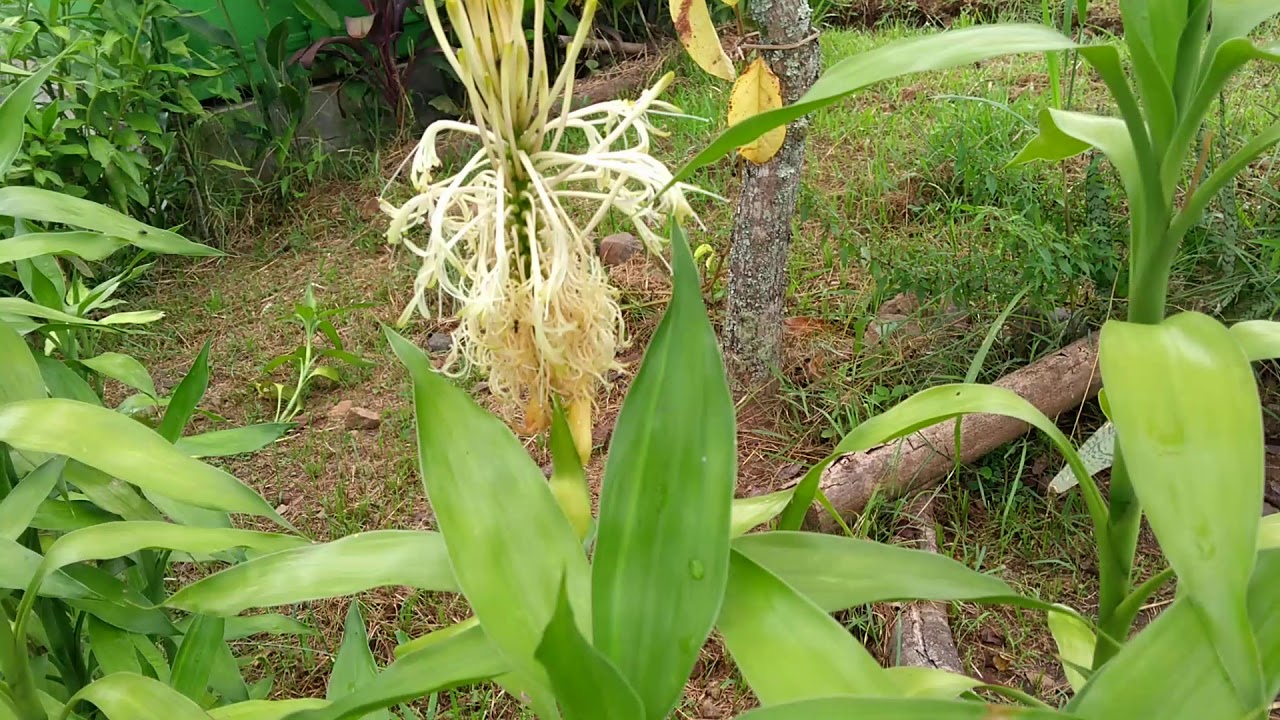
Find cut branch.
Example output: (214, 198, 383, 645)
(887, 494, 964, 673)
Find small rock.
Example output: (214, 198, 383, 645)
(472, 381, 490, 395)
(357, 196, 382, 220)
(598, 232, 643, 266)
(877, 292, 919, 317)
(274, 503, 291, 515)
(427, 332, 453, 354)
(327, 400, 354, 419)
(343, 406, 382, 430)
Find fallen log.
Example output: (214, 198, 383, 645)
(806, 334, 1101, 532)
(887, 494, 964, 673)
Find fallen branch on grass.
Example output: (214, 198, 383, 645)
(807, 334, 1101, 532)
(888, 494, 964, 673)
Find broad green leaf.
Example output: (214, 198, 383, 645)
(30, 497, 116, 531)
(0, 54, 62, 176)
(209, 700, 330, 719)
(719, 550, 893, 704)
(1260, 514, 1280, 550)
(0, 319, 44, 405)
(882, 667, 981, 699)
(1231, 320, 1280, 362)
(81, 351, 157, 397)
(0, 296, 99, 325)
(1011, 109, 1142, 223)
(730, 490, 793, 537)
(62, 461, 163, 521)
(327, 603, 391, 720)
(86, 615, 143, 675)
(171, 614, 226, 701)
(0, 399, 289, 526)
(0, 232, 127, 263)
(174, 424, 291, 458)
(1100, 312, 1263, 704)
(175, 613, 315, 641)
(0, 456, 64, 539)
(592, 223, 735, 719)
(100, 310, 166, 325)
(1047, 604, 1095, 693)
(62, 674, 214, 720)
(34, 354, 101, 405)
(0, 538, 93, 598)
(0, 187, 220, 257)
(733, 532, 1015, 613)
(210, 641, 251, 704)
(158, 341, 211, 443)
(386, 328, 590, 697)
(735, 697, 1071, 719)
(294, 0, 342, 28)
(535, 583, 644, 720)
(168, 530, 456, 615)
(394, 617, 481, 658)
(286, 625, 507, 720)
(1206, 0, 1280, 57)
(673, 25, 1076, 182)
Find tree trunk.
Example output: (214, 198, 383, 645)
(724, 0, 820, 384)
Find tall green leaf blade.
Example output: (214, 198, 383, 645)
(730, 490, 793, 536)
(0, 456, 64, 540)
(81, 352, 157, 397)
(167, 530, 456, 615)
(0, 54, 62, 176)
(327, 603, 391, 720)
(385, 328, 591, 697)
(208, 700, 330, 719)
(0, 186, 221, 257)
(1011, 109, 1142, 217)
(34, 354, 101, 405)
(63, 674, 215, 720)
(62, 461, 162, 521)
(158, 341, 211, 443)
(174, 424, 292, 458)
(1100, 312, 1263, 704)
(1206, 0, 1280, 56)
(85, 615, 144, 675)
(591, 222, 735, 718)
(718, 550, 893, 704)
(0, 399, 289, 526)
(1047, 604, 1095, 693)
(1230, 320, 1280, 362)
(548, 404, 591, 540)
(171, 614, 226, 701)
(287, 626, 507, 720)
(0, 538, 93, 598)
(0, 232, 128, 263)
(0, 319, 44, 405)
(535, 582, 645, 720)
(0, 296, 100, 325)
(735, 697, 1071, 719)
(732, 532, 1017, 613)
(673, 25, 1076, 182)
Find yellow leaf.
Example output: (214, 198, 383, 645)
(727, 58, 786, 163)
(670, 0, 736, 81)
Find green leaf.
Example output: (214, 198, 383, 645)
(591, 222, 735, 719)
(0, 319, 44, 406)
(0, 457, 66, 539)
(81, 351, 157, 397)
(1011, 109, 1141, 221)
(158, 341, 211, 443)
(0, 538, 93, 599)
(385, 328, 591, 696)
(62, 460, 162, 521)
(34, 353, 101, 405)
(174, 424, 291, 458)
(286, 625, 507, 720)
(62, 673, 214, 720)
(1231, 320, 1280, 362)
(85, 615, 143, 675)
(306, 365, 340, 383)
(731, 531, 1015, 614)
(535, 582, 645, 720)
(1047, 604, 1095, 693)
(673, 25, 1076, 182)
(882, 667, 981, 699)
(0, 399, 289, 526)
(328, 603, 391, 720)
(125, 112, 163, 134)
(171, 614, 226, 701)
(0, 296, 99, 325)
(0, 187, 221, 257)
(208, 700, 331, 719)
(167, 530, 456, 616)
(30, 498, 117, 531)
(0, 232, 127, 263)
(1206, 0, 1280, 57)
(295, 0, 342, 28)
(100, 310, 166, 325)
(1100, 312, 1263, 704)
(735, 697, 1070, 719)
(0, 54, 63, 176)
(718, 550, 893, 704)
(730, 489, 793, 536)
(549, 403, 592, 540)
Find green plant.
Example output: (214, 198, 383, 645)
(258, 285, 372, 423)
(0, 0, 233, 223)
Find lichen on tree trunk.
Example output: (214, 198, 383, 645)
(724, 0, 820, 385)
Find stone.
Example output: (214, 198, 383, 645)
(598, 232, 643, 266)
(427, 332, 453, 354)
(344, 406, 382, 431)
(327, 400, 354, 419)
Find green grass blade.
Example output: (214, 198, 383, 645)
(0, 320, 44, 406)
(174, 424, 292, 458)
(328, 603, 391, 720)
(171, 614, 226, 702)
(62, 674, 215, 720)
(1231, 320, 1280, 362)
(0, 399, 289, 527)
(0, 186, 222, 257)
(287, 625, 507, 720)
(590, 222, 736, 719)
(385, 327, 591, 698)
(672, 25, 1077, 183)
(535, 582, 645, 720)
(158, 341, 212, 443)
(168, 530, 456, 615)
(734, 697, 1071, 719)
(732, 532, 1017, 613)
(0, 456, 65, 540)
(718, 550, 894, 704)
(1100, 313, 1264, 704)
